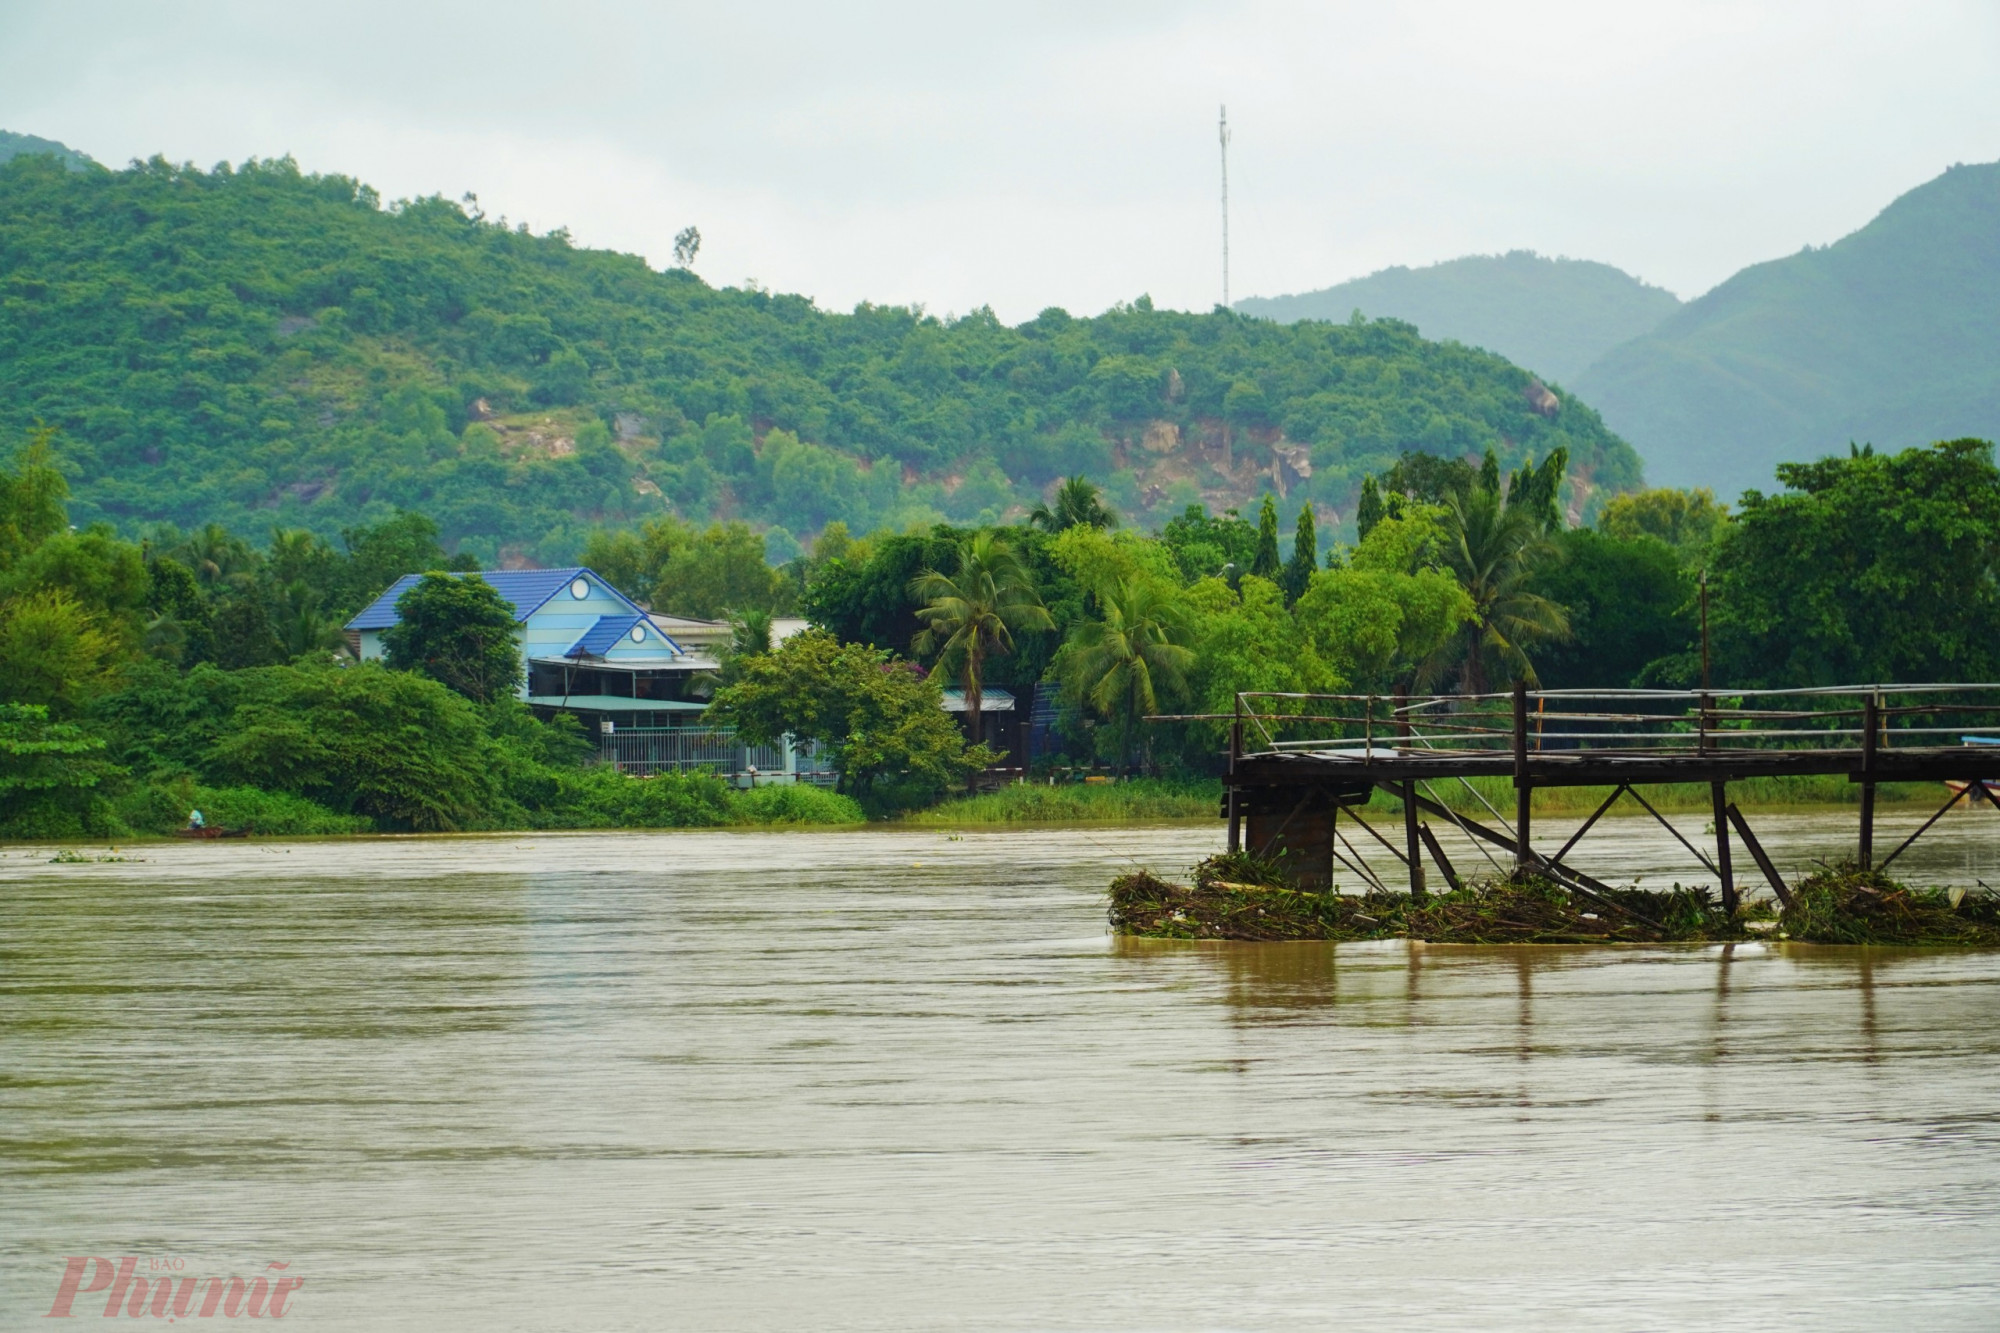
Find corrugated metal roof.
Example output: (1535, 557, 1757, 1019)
(940, 687, 1016, 712)
(345, 567, 634, 630)
(566, 614, 652, 657)
(526, 695, 707, 712)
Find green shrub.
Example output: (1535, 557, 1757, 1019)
(111, 779, 368, 836)
(533, 765, 734, 829)
(0, 701, 123, 838)
(728, 783, 865, 825)
(908, 777, 1218, 824)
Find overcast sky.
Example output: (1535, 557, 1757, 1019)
(3, 1, 1997, 321)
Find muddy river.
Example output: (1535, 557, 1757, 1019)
(4, 809, 2000, 1328)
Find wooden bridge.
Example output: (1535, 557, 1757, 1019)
(1163, 684, 2000, 913)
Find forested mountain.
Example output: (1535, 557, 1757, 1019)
(0, 150, 1641, 564)
(1576, 161, 2000, 497)
(0, 130, 95, 172)
(1236, 252, 1681, 385)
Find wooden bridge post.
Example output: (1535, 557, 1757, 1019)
(1227, 696, 1243, 854)
(1396, 694, 1426, 902)
(1859, 691, 1879, 869)
(1512, 680, 1532, 871)
(1711, 781, 1737, 916)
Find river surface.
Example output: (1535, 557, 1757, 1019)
(5, 808, 2000, 1330)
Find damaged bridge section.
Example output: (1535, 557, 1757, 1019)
(1159, 683, 2000, 912)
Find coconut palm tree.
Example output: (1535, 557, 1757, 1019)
(909, 531, 1053, 746)
(1426, 485, 1569, 694)
(181, 522, 257, 591)
(1029, 475, 1119, 533)
(1060, 576, 1198, 771)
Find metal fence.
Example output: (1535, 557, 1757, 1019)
(599, 726, 836, 783)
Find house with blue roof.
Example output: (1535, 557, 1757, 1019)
(343, 567, 717, 729)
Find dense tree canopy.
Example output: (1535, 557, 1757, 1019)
(708, 628, 993, 803)
(1708, 439, 2000, 687)
(382, 572, 523, 704)
(0, 152, 1642, 563)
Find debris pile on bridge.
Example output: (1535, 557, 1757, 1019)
(1110, 854, 1735, 944)
(1110, 854, 2000, 946)
(1781, 864, 2000, 945)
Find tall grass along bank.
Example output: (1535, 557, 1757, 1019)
(906, 778, 1219, 825)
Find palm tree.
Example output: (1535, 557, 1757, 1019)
(274, 579, 339, 659)
(909, 531, 1054, 746)
(1060, 577, 1197, 771)
(1427, 486, 1569, 694)
(1029, 476, 1118, 533)
(182, 522, 256, 590)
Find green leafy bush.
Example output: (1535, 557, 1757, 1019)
(0, 701, 122, 837)
(533, 765, 734, 829)
(111, 779, 368, 836)
(728, 783, 864, 825)
(205, 661, 510, 830)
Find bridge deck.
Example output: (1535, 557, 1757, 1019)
(1232, 743, 2000, 790)
(1172, 683, 2000, 907)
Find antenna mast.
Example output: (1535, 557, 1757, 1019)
(1219, 105, 1231, 309)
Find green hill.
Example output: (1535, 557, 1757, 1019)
(0, 129, 96, 172)
(0, 151, 1641, 562)
(1236, 251, 1681, 385)
(1576, 161, 2000, 497)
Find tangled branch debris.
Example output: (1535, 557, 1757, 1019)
(1110, 855, 2000, 946)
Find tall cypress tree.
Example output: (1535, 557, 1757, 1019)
(1355, 476, 1384, 539)
(1281, 504, 1317, 604)
(1250, 494, 1281, 579)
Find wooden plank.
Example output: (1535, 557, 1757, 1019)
(1417, 822, 1462, 892)
(1724, 803, 1792, 908)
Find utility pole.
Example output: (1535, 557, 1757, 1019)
(1219, 105, 1231, 310)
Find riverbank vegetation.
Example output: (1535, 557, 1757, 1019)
(907, 778, 1217, 825)
(5, 416, 1999, 839)
(1111, 854, 2000, 946)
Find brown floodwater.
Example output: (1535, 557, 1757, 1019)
(4, 809, 2000, 1329)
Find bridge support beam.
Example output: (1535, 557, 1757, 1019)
(1711, 780, 1737, 916)
(1859, 692, 1879, 869)
(1241, 786, 1336, 892)
(1512, 681, 1532, 872)
(1226, 712, 1242, 854)
(1403, 782, 1427, 903)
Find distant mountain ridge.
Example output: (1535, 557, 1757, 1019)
(0, 130, 95, 172)
(0, 149, 1639, 562)
(1236, 251, 1681, 384)
(1575, 161, 2000, 497)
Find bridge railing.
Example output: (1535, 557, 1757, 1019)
(1152, 684, 2000, 760)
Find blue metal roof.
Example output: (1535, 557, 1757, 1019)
(345, 567, 643, 631)
(565, 614, 651, 657)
